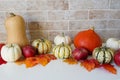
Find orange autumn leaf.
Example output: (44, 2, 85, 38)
(37, 57, 49, 66)
(15, 58, 25, 65)
(38, 54, 56, 62)
(81, 60, 95, 71)
(25, 57, 39, 68)
(43, 55, 51, 62)
(101, 64, 117, 74)
(37, 54, 56, 66)
(15, 54, 56, 68)
(81, 59, 100, 72)
(63, 58, 78, 65)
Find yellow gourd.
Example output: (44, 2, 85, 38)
(5, 13, 29, 47)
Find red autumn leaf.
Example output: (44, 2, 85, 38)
(45, 54, 57, 60)
(81, 59, 100, 72)
(101, 64, 117, 74)
(0, 57, 7, 65)
(81, 60, 95, 71)
(89, 59, 100, 68)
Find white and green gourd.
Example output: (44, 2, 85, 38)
(32, 39, 52, 54)
(52, 42, 72, 59)
(92, 46, 114, 64)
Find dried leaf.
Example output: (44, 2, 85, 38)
(37, 54, 56, 66)
(15, 54, 56, 68)
(81, 60, 95, 71)
(38, 54, 56, 62)
(0, 57, 7, 65)
(25, 57, 39, 68)
(37, 57, 49, 66)
(45, 54, 57, 60)
(63, 58, 78, 65)
(89, 59, 100, 68)
(15, 58, 25, 65)
(101, 64, 117, 74)
(81, 59, 100, 72)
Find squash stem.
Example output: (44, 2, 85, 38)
(90, 27, 94, 30)
(62, 42, 64, 46)
(8, 44, 13, 48)
(41, 39, 44, 42)
(10, 13, 16, 17)
(102, 46, 107, 50)
(62, 32, 65, 37)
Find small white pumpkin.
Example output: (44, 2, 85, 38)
(54, 33, 72, 45)
(92, 46, 114, 64)
(106, 38, 120, 50)
(32, 39, 52, 54)
(1, 43, 22, 62)
(52, 42, 72, 59)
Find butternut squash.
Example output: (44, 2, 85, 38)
(5, 13, 29, 47)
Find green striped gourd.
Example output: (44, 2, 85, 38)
(52, 43, 72, 59)
(32, 39, 52, 54)
(92, 46, 114, 64)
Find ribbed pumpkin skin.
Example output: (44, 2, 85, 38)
(92, 47, 114, 64)
(74, 28, 102, 52)
(52, 43, 72, 59)
(32, 39, 52, 54)
(5, 13, 29, 47)
(54, 33, 72, 45)
(1, 43, 22, 62)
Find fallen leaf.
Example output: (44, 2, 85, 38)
(63, 58, 78, 65)
(101, 64, 117, 74)
(15, 54, 56, 68)
(25, 57, 39, 68)
(15, 58, 25, 65)
(37, 57, 49, 66)
(80, 59, 100, 72)
(0, 57, 7, 65)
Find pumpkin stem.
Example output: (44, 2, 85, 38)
(102, 46, 107, 50)
(8, 44, 13, 47)
(90, 27, 94, 30)
(62, 42, 64, 46)
(62, 32, 65, 37)
(10, 13, 16, 17)
(41, 39, 44, 42)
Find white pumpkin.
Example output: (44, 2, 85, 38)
(52, 43, 72, 59)
(1, 43, 22, 62)
(106, 38, 120, 50)
(54, 33, 72, 45)
(32, 39, 52, 54)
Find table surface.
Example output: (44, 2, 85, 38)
(0, 59, 120, 80)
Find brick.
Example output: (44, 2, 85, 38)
(110, 0, 120, 9)
(69, 0, 109, 10)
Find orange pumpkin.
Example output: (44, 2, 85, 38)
(73, 27, 102, 53)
